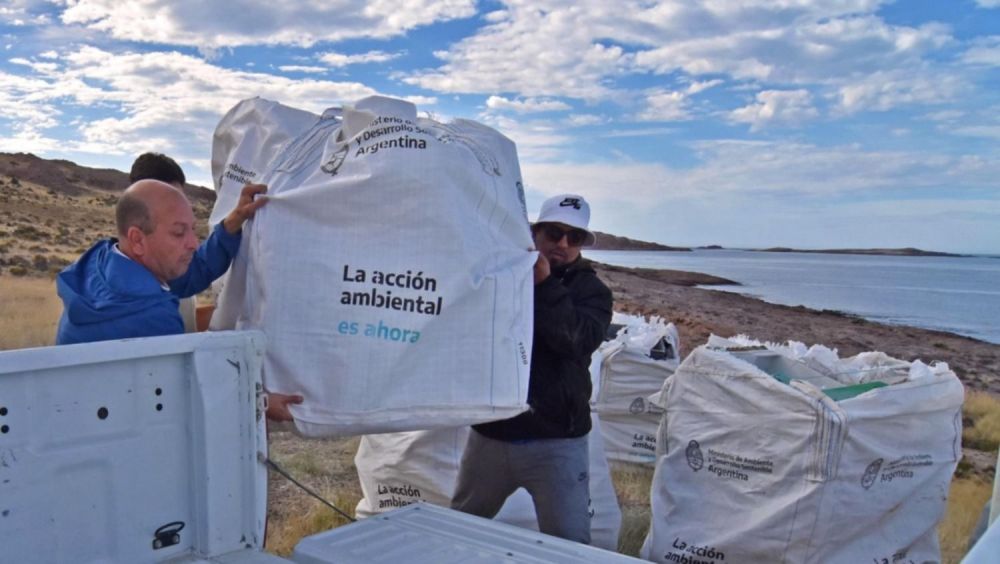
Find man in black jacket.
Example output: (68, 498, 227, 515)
(451, 193, 613, 544)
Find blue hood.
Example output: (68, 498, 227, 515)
(56, 239, 174, 328)
(55, 224, 239, 345)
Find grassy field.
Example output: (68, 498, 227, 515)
(1, 274, 996, 562)
(0, 275, 62, 349)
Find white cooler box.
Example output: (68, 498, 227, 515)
(295, 503, 641, 564)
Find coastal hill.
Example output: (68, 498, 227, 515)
(0, 152, 216, 204)
(592, 232, 690, 251)
(0, 152, 681, 274)
(0, 152, 216, 278)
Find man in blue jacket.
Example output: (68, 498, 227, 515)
(56, 178, 263, 344)
(56, 165, 303, 422)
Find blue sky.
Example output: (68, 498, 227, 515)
(1, 1, 998, 253)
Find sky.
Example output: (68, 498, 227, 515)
(1, 1, 998, 254)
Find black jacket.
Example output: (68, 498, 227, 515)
(475, 257, 612, 440)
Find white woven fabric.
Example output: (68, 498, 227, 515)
(209, 96, 534, 435)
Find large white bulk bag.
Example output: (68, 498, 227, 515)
(208, 96, 535, 435)
(354, 414, 622, 551)
(209, 98, 320, 331)
(640, 337, 964, 564)
(592, 313, 679, 465)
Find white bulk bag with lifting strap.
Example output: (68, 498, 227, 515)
(209, 96, 534, 435)
(640, 337, 964, 564)
(592, 313, 680, 465)
(354, 414, 622, 551)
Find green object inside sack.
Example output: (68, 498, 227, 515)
(822, 381, 888, 401)
(770, 372, 792, 385)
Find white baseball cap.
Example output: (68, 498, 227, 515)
(535, 194, 596, 246)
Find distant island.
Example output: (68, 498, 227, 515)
(756, 247, 963, 258)
(590, 239, 962, 257)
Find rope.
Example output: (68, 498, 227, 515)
(258, 452, 356, 523)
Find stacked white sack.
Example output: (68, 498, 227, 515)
(640, 336, 964, 564)
(353, 415, 623, 552)
(208, 96, 535, 436)
(591, 312, 680, 465)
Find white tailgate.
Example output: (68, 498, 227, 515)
(0, 331, 269, 564)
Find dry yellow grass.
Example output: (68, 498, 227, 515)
(0, 275, 61, 350)
(264, 489, 361, 557)
(941, 476, 993, 563)
(610, 461, 655, 556)
(964, 391, 1000, 452)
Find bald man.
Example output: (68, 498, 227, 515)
(55, 179, 265, 345)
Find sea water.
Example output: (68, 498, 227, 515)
(587, 249, 1000, 344)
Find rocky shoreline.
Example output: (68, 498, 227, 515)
(593, 261, 1000, 477)
(592, 262, 1000, 395)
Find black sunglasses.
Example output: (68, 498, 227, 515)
(537, 224, 588, 247)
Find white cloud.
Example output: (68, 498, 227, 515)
(565, 114, 606, 127)
(635, 89, 692, 122)
(0, 1, 51, 26)
(477, 113, 574, 161)
(975, 0, 1000, 7)
(0, 129, 62, 154)
(2, 46, 385, 161)
(686, 79, 723, 94)
(602, 127, 676, 138)
(962, 36, 1000, 66)
(402, 1, 956, 120)
(633, 15, 952, 86)
(9, 56, 59, 74)
(930, 104, 1000, 137)
(402, 95, 438, 107)
(404, 2, 630, 100)
(0, 71, 62, 132)
(925, 110, 965, 122)
(835, 69, 963, 113)
(58, 0, 476, 48)
(278, 65, 328, 74)
(485, 95, 570, 113)
(952, 126, 1000, 140)
(729, 89, 818, 130)
(318, 50, 402, 68)
(522, 140, 1000, 206)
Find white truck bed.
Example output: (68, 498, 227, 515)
(0, 331, 644, 564)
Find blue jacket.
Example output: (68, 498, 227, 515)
(55, 223, 242, 345)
